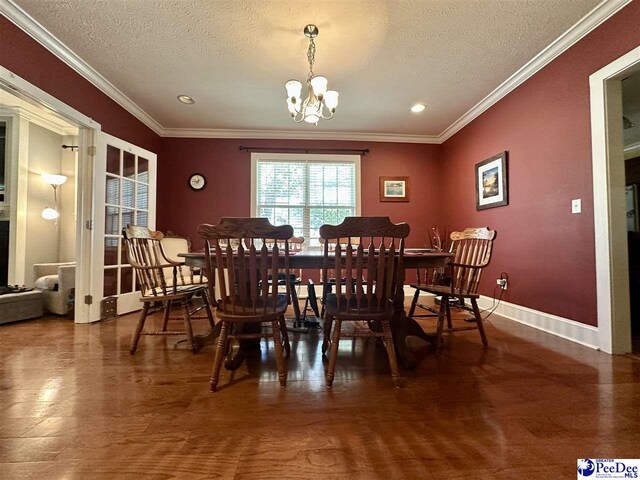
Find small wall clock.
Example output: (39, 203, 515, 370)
(188, 173, 207, 191)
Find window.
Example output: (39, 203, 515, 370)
(251, 153, 361, 246)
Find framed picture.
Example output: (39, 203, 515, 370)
(379, 176, 410, 202)
(475, 152, 508, 210)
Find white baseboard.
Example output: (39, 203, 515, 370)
(309, 286, 601, 350)
(476, 296, 600, 350)
(404, 286, 600, 350)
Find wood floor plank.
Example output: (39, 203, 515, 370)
(0, 300, 638, 479)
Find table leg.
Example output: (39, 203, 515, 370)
(391, 265, 436, 369)
(191, 321, 222, 350)
(290, 283, 302, 324)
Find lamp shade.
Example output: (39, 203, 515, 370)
(285, 80, 302, 99)
(41, 173, 67, 186)
(310, 76, 328, 97)
(42, 208, 59, 220)
(324, 90, 339, 110)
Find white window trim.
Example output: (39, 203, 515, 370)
(250, 152, 362, 243)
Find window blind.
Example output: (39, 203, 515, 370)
(255, 158, 358, 245)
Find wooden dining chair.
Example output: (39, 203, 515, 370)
(408, 227, 496, 348)
(198, 218, 293, 392)
(158, 230, 208, 332)
(122, 225, 215, 354)
(320, 217, 410, 388)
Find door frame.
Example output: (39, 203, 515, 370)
(589, 46, 640, 354)
(0, 67, 102, 323)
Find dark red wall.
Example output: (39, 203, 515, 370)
(439, 1, 640, 326)
(5, 3, 640, 327)
(0, 16, 160, 152)
(157, 138, 443, 251)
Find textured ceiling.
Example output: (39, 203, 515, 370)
(14, 0, 601, 136)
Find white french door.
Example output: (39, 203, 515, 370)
(92, 132, 157, 316)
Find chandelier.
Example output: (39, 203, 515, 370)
(285, 24, 339, 125)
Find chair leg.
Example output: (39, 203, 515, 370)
(180, 298, 196, 353)
(325, 318, 342, 388)
(445, 299, 453, 330)
(471, 298, 488, 348)
(279, 317, 291, 356)
(210, 321, 229, 392)
(408, 289, 420, 318)
(436, 296, 448, 348)
(161, 299, 172, 331)
(322, 314, 334, 355)
(382, 319, 400, 388)
(130, 302, 150, 355)
(272, 318, 287, 387)
(201, 292, 216, 330)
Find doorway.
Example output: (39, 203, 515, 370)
(622, 71, 640, 352)
(0, 66, 100, 323)
(590, 46, 640, 354)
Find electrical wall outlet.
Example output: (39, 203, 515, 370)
(496, 278, 508, 290)
(572, 199, 581, 214)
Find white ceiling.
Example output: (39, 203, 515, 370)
(11, 0, 605, 138)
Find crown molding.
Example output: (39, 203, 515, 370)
(159, 127, 441, 143)
(438, 0, 633, 142)
(1, 0, 163, 135)
(2, 0, 632, 145)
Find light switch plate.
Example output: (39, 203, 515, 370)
(572, 199, 581, 214)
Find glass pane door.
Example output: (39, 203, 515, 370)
(94, 133, 156, 316)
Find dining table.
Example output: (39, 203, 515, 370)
(180, 248, 454, 369)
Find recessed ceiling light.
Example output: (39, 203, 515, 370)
(411, 103, 426, 113)
(177, 95, 195, 105)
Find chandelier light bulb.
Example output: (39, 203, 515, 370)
(284, 25, 338, 124)
(42, 208, 60, 220)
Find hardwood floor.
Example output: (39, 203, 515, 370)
(1, 300, 639, 479)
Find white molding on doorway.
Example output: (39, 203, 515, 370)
(589, 46, 640, 354)
(0, 66, 102, 323)
(3, 114, 29, 285)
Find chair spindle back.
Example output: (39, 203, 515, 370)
(123, 225, 181, 297)
(198, 218, 294, 315)
(319, 217, 410, 313)
(448, 227, 496, 296)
